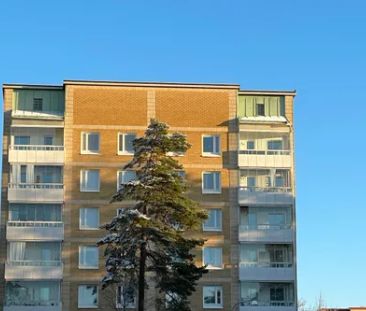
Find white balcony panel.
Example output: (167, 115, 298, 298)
(240, 307, 296, 311)
(238, 152, 292, 168)
(12, 110, 64, 120)
(9, 146, 64, 164)
(7, 222, 64, 241)
(239, 265, 295, 281)
(239, 227, 293, 243)
(5, 262, 63, 280)
(239, 187, 293, 205)
(4, 306, 61, 311)
(8, 184, 64, 203)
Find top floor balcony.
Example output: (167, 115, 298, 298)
(12, 89, 64, 120)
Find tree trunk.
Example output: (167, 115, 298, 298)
(138, 242, 147, 311)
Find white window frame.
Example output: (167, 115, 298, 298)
(117, 170, 137, 190)
(116, 286, 136, 309)
(202, 247, 223, 270)
(81, 132, 100, 155)
(202, 135, 221, 157)
(203, 285, 223, 309)
(79, 207, 100, 230)
(117, 133, 136, 155)
(78, 285, 98, 308)
(203, 209, 222, 232)
(79, 246, 99, 269)
(202, 171, 221, 194)
(80, 169, 100, 192)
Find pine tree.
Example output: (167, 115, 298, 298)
(98, 120, 208, 311)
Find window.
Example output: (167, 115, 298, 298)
(81, 132, 100, 154)
(268, 213, 286, 228)
(270, 287, 285, 302)
(118, 133, 136, 155)
(117, 286, 136, 308)
(33, 98, 43, 111)
(203, 247, 223, 269)
(203, 286, 223, 308)
(256, 103, 265, 116)
(267, 140, 283, 151)
(202, 172, 221, 194)
(80, 170, 100, 192)
(79, 246, 98, 269)
(78, 285, 98, 308)
(20, 165, 27, 183)
(44, 136, 53, 146)
(117, 170, 136, 190)
(80, 208, 99, 230)
(247, 176, 256, 188)
(246, 141, 255, 150)
(203, 209, 222, 231)
(202, 135, 220, 156)
(14, 136, 30, 145)
(176, 170, 186, 179)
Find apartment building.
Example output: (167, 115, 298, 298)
(0, 80, 296, 311)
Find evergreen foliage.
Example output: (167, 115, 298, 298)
(98, 120, 208, 311)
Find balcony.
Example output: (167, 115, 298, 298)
(240, 306, 295, 311)
(8, 183, 64, 203)
(9, 145, 64, 164)
(12, 109, 64, 120)
(7, 221, 64, 241)
(239, 263, 295, 281)
(238, 150, 292, 168)
(239, 187, 293, 205)
(239, 225, 293, 243)
(4, 306, 62, 311)
(5, 261, 63, 280)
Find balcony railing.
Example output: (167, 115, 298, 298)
(7, 221, 64, 241)
(240, 300, 294, 307)
(10, 145, 64, 151)
(239, 224, 293, 243)
(5, 261, 63, 280)
(8, 183, 64, 202)
(7, 260, 62, 267)
(4, 305, 62, 311)
(239, 150, 291, 155)
(9, 183, 63, 190)
(240, 262, 292, 268)
(12, 109, 64, 120)
(238, 149, 292, 168)
(7, 221, 63, 228)
(239, 187, 293, 205)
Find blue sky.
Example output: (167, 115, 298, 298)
(1, 0, 366, 307)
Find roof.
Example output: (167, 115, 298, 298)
(239, 89, 296, 96)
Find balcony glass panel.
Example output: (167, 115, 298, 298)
(240, 207, 292, 230)
(9, 204, 61, 222)
(240, 169, 291, 192)
(5, 281, 61, 307)
(239, 132, 290, 155)
(240, 244, 293, 267)
(240, 282, 294, 307)
(8, 242, 61, 265)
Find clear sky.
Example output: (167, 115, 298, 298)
(1, 0, 366, 307)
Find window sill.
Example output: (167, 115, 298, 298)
(79, 227, 100, 231)
(78, 305, 98, 309)
(201, 153, 221, 158)
(80, 189, 100, 193)
(205, 266, 223, 270)
(78, 266, 99, 270)
(203, 304, 223, 309)
(202, 228, 222, 232)
(117, 151, 134, 156)
(202, 190, 222, 194)
(80, 152, 100, 155)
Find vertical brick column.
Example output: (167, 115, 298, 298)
(0, 88, 13, 308)
(62, 85, 74, 311)
(147, 89, 156, 124)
